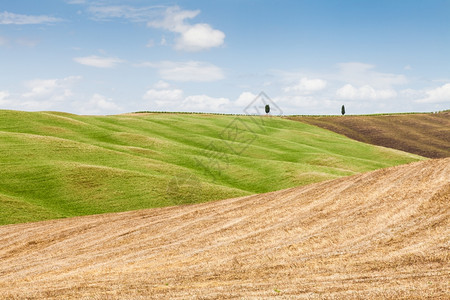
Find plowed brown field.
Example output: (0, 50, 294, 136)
(287, 112, 450, 158)
(0, 158, 449, 299)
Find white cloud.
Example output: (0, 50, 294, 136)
(416, 83, 450, 104)
(142, 83, 229, 112)
(148, 6, 199, 31)
(0, 11, 63, 25)
(0, 90, 9, 99)
(143, 80, 184, 107)
(0, 76, 82, 111)
(148, 6, 225, 52)
(235, 92, 257, 107)
(336, 84, 397, 100)
(337, 62, 373, 73)
(153, 80, 170, 89)
(0, 91, 11, 105)
(22, 79, 58, 98)
(336, 62, 407, 88)
(275, 95, 322, 109)
(8, 77, 121, 114)
(22, 76, 81, 100)
(181, 95, 230, 112)
(19, 100, 55, 110)
(146, 39, 155, 48)
(73, 55, 124, 68)
(175, 23, 225, 52)
(76, 93, 122, 114)
(143, 88, 184, 106)
(141, 61, 224, 82)
(399, 88, 424, 99)
(283, 77, 327, 94)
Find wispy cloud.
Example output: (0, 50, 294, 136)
(140, 61, 224, 82)
(8, 76, 82, 111)
(0, 11, 63, 25)
(336, 62, 407, 89)
(143, 88, 184, 106)
(143, 81, 230, 113)
(0, 90, 11, 105)
(145, 39, 155, 48)
(1, 75, 124, 114)
(336, 84, 397, 100)
(404, 65, 412, 71)
(0, 36, 39, 47)
(16, 37, 39, 47)
(76, 93, 122, 115)
(283, 77, 327, 94)
(86, 5, 163, 22)
(22, 76, 81, 100)
(181, 95, 230, 112)
(66, 0, 86, 4)
(73, 55, 124, 68)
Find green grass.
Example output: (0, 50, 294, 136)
(0, 110, 423, 225)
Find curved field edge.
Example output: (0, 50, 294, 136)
(286, 111, 450, 158)
(0, 110, 422, 225)
(0, 158, 448, 299)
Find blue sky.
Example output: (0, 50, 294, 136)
(1, 0, 449, 115)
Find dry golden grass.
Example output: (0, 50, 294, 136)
(0, 158, 448, 299)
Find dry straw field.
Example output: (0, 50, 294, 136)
(0, 158, 448, 299)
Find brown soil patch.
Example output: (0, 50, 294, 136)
(287, 112, 450, 158)
(0, 158, 449, 299)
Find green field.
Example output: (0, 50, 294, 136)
(0, 110, 423, 225)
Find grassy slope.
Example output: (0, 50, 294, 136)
(287, 111, 450, 158)
(0, 110, 422, 225)
(0, 158, 448, 299)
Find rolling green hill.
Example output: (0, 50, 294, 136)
(0, 110, 423, 225)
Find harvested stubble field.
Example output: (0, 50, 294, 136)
(0, 158, 448, 299)
(287, 111, 450, 159)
